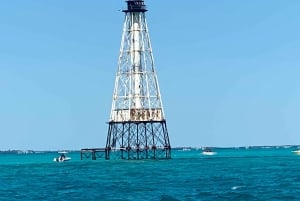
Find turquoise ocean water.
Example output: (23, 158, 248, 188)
(1, 147, 300, 201)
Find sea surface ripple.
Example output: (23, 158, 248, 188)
(1, 147, 300, 201)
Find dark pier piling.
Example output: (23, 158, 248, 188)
(80, 148, 107, 160)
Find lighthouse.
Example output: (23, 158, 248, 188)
(105, 0, 171, 159)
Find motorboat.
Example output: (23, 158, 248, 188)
(53, 151, 71, 162)
(292, 150, 300, 155)
(201, 147, 217, 156)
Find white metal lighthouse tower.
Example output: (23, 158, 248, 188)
(105, 0, 171, 159)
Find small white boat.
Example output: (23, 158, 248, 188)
(53, 151, 71, 162)
(201, 148, 217, 156)
(292, 150, 300, 155)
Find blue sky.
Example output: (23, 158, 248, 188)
(1, 0, 300, 150)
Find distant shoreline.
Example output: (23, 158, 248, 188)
(0, 145, 299, 154)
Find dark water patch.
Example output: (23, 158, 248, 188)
(160, 195, 181, 201)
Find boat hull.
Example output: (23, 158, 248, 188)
(202, 151, 216, 156)
(53, 157, 71, 163)
(292, 150, 300, 155)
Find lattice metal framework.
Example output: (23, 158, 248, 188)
(105, 0, 171, 159)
